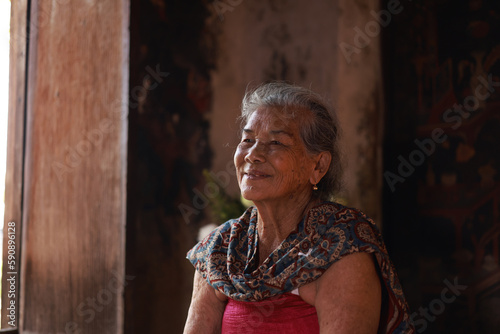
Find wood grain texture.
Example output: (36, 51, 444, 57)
(19, 0, 129, 332)
(2, 0, 28, 329)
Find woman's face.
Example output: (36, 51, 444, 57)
(234, 107, 318, 204)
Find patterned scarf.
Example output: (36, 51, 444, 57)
(187, 201, 414, 333)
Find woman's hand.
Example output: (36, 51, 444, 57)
(314, 252, 382, 334)
(183, 270, 227, 334)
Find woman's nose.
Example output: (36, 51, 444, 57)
(245, 142, 266, 164)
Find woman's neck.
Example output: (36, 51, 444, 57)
(254, 193, 320, 261)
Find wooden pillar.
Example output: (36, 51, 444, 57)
(2, 0, 130, 332)
(1, 0, 28, 330)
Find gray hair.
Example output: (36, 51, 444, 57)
(239, 82, 343, 200)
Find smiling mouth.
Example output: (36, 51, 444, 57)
(244, 171, 270, 180)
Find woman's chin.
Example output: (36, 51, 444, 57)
(241, 193, 258, 202)
(240, 189, 265, 203)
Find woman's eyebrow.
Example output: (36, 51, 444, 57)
(241, 128, 294, 138)
(270, 130, 294, 138)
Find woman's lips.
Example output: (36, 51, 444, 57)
(244, 170, 270, 180)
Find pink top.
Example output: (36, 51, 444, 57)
(221, 292, 320, 334)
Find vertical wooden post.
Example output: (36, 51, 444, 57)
(3, 0, 130, 332)
(1, 0, 28, 330)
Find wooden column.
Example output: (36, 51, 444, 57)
(1, 0, 28, 330)
(5, 0, 130, 332)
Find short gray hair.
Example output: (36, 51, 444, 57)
(239, 82, 343, 200)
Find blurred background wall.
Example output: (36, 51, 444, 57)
(383, 1, 500, 333)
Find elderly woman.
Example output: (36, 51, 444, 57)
(184, 82, 414, 333)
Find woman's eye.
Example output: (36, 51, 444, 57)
(270, 140, 282, 145)
(241, 138, 253, 143)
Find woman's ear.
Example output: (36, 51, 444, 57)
(310, 151, 332, 185)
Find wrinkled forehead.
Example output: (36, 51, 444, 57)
(242, 107, 311, 133)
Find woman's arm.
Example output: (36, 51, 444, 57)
(314, 252, 382, 334)
(184, 270, 227, 334)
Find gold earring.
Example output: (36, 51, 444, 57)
(313, 184, 318, 191)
